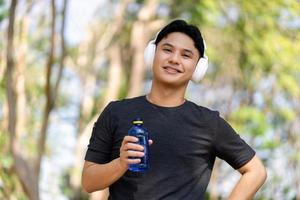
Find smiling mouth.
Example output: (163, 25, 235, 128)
(162, 66, 182, 74)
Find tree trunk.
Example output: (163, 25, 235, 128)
(6, 0, 39, 199)
(6, 0, 17, 155)
(126, 0, 159, 98)
(0, 44, 5, 82)
(78, 74, 97, 133)
(36, 0, 68, 188)
(103, 44, 123, 106)
(15, 12, 29, 146)
(76, 29, 100, 135)
(126, 21, 148, 98)
(53, 0, 68, 103)
(36, 0, 56, 179)
(6, 1, 40, 199)
(13, 147, 39, 200)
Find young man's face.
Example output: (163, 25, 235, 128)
(152, 32, 200, 87)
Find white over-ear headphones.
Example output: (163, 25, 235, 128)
(144, 33, 209, 83)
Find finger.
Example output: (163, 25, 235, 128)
(123, 136, 139, 143)
(124, 143, 144, 151)
(127, 150, 145, 158)
(121, 136, 139, 151)
(125, 158, 141, 164)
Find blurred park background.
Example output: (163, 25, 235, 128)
(1, 0, 300, 199)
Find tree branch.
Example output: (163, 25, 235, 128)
(53, 0, 68, 102)
(36, 0, 56, 177)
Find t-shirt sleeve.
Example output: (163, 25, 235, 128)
(212, 112, 255, 169)
(84, 102, 115, 164)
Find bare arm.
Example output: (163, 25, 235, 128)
(81, 159, 126, 193)
(82, 136, 153, 193)
(228, 155, 267, 200)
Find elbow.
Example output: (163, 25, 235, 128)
(259, 165, 267, 184)
(82, 186, 93, 194)
(81, 176, 93, 193)
(253, 159, 267, 186)
(81, 174, 106, 193)
(81, 161, 108, 193)
(240, 156, 267, 186)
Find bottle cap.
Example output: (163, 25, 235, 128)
(133, 118, 143, 124)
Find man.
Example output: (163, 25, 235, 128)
(82, 19, 267, 200)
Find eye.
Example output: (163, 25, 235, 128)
(182, 54, 191, 58)
(163, 48, 172, 53)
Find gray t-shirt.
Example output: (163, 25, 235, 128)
(85, 95, 255, 200)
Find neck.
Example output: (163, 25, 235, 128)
(147, 80, 188, 107)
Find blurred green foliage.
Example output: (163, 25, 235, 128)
(230, 106, 269, 136)
(0, 0, 299, 199)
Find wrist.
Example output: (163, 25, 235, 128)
(115, 157, 128, 172)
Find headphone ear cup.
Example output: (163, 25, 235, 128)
(191, 56, 208, 83)
(144, 40, 156, 68)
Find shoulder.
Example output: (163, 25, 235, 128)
(96, 96, 145, 125)
(106, 95, 145, 113)
(185, 100, 221, 124)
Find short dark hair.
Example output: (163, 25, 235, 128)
(154, 19, 205, 58)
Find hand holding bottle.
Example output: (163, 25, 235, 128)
(119, 136, 153, 170)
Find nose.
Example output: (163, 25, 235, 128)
(169, 51, 180, 65)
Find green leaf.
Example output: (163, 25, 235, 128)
(230, 106, 269, 136)
(278, 73, 300, 98)
(0, 156, 13, 169)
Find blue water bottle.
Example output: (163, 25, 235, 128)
(128, 118, 149, 172)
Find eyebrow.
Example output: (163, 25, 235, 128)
(161, 42, 194, 56)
